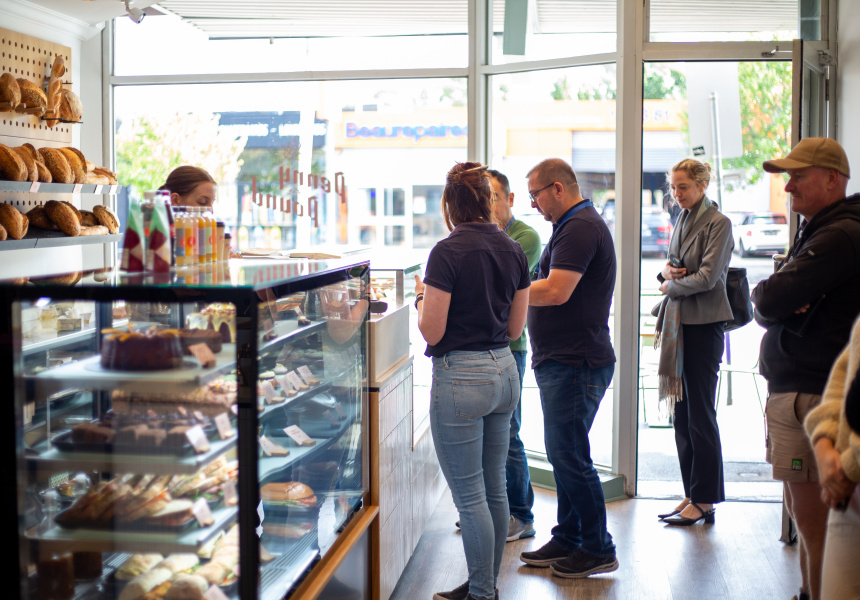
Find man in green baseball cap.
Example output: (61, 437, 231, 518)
(754, 136, 860, 600)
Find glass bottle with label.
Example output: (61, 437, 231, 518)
(173, 207, 187, 266)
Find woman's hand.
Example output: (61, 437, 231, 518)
(814, 437, 857, 509)
(414, 274, 425, 296)
(661, 262, 687, 281)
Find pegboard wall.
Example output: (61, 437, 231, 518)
(0, 27, 73, 147)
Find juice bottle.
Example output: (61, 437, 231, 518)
(215, 220, 225, 262)
(160, 191, 176, 267)
(204, 208, 215, 262)
(173, 207, 187, 266)
(187, 207, 199, 266)
(195, 207, 206, 265)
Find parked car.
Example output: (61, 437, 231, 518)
(641, 210, 673, 258)
(732, 212, 789, 257)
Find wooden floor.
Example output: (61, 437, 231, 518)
(390, 487, 801, 600)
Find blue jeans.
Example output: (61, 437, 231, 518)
(534, 360, 616, 558)
(431, 348, 520, 600)
(507, 350, 535, 523)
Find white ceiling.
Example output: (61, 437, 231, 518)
(17, 0, 800, 38)
(22, 0, 159, 27)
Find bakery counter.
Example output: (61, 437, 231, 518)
(3, 257, 371, 600)
(28, 343, 238, 396)
(29, 505, 238, 554)
(29, 434, 238, 476)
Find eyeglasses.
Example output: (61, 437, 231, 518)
(528, 183, 554, 202)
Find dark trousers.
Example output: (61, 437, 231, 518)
(535, 360, 616, 558)
(674, 322, 726, 504)
(506, 350, 535, 523)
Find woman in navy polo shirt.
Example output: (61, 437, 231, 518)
(414, 162, 530, 600)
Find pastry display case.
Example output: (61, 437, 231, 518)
(1, 257, 371, 600)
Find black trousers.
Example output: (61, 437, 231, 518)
(674, 321, 726, 504)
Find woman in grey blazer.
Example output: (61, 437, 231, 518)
(653, 159, 734, 526)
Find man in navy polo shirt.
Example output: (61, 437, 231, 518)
(518, 158, 618, 579)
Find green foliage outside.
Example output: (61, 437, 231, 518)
(723, 61, 792, 185)
(556, 62, 792, 188)
(115, 113, 247, 199)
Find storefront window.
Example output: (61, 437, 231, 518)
(649, 0, 800, 42)
(114, 79, 467, 252)
(489, 65, 617, 467)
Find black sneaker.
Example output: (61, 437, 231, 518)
(433, 581, 498, 600)
(519, 539, 569, 567)
(549, 548, 619, 578)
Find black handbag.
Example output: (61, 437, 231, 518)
(724, 267, 753, 332)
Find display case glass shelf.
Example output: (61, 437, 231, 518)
(1, 256, 370, 600)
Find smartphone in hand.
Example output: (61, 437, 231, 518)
(669, 255, 683, 268)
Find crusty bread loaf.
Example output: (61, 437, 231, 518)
(38, 148, 73, 184)
(59, 148, 86, 183)
(80, 225, 109, 236)
(59, 89, 82, 122)
(80, 210, 99, 227)
(0, 144, 28, 182)
(11, 147, 37, 182)
(61, 200, 81, 221)
(44, 200, 80, 237)
(16, 78, 46, 114)
(34, 160, 53, 183)
(20, 143, 38, 162)
(0, 224, 6, 241)
(85, 171, 110, 185)
(0, 203, 29, 239)
(26, 205, 58, 230)
(0, 73, 21, 111)
(94, 167, 118, 185)
(93, 205, 120, 233)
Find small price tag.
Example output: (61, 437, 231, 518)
(334, 401, 346, 420)
(214, 412, 234, 439)
(260, 380, 280, 404)
(29, 181, 40, 193)
(222, 480, 238, 507)
(276, 375, 294, 392)
(231, 404, 239, 415)
(185, 425, 210, 454)
(297, 365, 316, 385)
(259, 435, 288, 457)
(192, 497, 214, 526)
(73, 183, 83, 194)
(204, 584, 231, 600)
(323, 409, 339, 426)
(286, 370, 307, 390)
(93, 184, 103, 195)
(193, 410, 205, 421)
(284, 425, 315, 446)
(189, 343, 217, 368)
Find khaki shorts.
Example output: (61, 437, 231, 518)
(765, 391, 821, 482)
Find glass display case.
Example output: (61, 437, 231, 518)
(1, 257, 370, 600)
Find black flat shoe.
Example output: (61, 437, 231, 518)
(663, 502, 715, 526)
(657, 509, 681, 520)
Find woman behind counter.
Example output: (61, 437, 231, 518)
(414, 162, 530, 600)
(654, 158, 734, 526)
(159, 165, 216, 207)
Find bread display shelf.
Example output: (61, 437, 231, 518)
(258, 381, 333, 423)
(0, 181, 119, 194)
(259, 319, 325, 354)
(258, 411, 357, 485)
(0, 232, 121, 251)
(29, 505, 237, 554)
(31, 434, 237, 475)
(29, 343, 238, 396)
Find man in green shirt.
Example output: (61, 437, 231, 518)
(489, 168, 541, 541)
